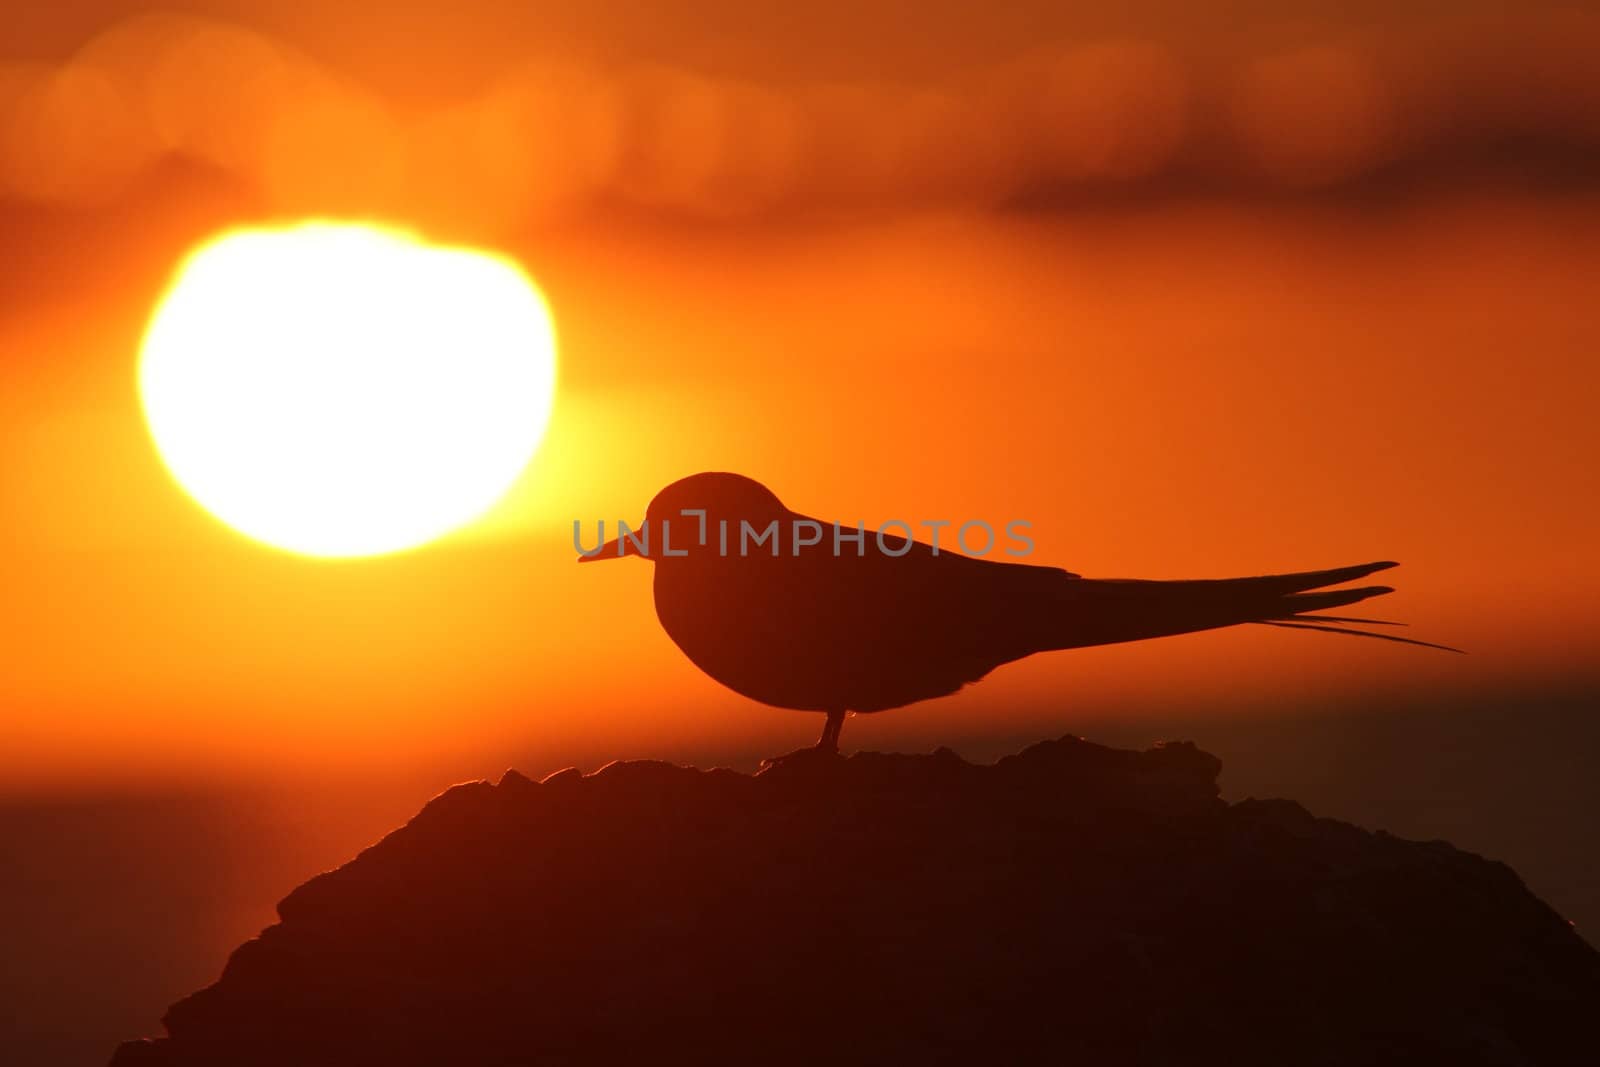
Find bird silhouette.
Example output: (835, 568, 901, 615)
(581, 473, 1455, 752)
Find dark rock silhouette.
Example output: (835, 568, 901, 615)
(111, 737, 1598, 1066)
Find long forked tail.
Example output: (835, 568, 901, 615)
(1241, 561, 1462, 652)
(1064, 561, 1461, 652)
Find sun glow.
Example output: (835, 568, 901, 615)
(138, 222, 557, 557)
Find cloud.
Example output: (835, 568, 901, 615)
(3, 11, 1600, 227)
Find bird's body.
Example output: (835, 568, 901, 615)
(583, 473, 1452, 750)
(652, 538, 1078, 713)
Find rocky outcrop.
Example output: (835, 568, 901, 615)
(111, 737, 1599, 1066)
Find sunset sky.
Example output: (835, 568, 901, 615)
(5, 7, 1600, 1065)
(1, 3, 1598, 791)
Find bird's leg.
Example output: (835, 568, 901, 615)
(816, 709, 846, 752)
(758, 711, 846, 772)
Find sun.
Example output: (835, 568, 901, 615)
(138, 222, 557, 558)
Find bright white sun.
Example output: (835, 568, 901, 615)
(139, 222, 557, 558)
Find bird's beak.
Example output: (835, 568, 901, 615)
(577, 526, 644, 562)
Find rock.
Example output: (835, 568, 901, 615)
(110, 736, 1599, 1066)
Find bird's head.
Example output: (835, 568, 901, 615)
(579, 472, 789, 563)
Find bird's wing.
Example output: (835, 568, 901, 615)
(795, 529, 1082, 709)
(1029, 560, 1459, 652)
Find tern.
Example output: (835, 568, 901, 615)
(581, 473, 1454, 752)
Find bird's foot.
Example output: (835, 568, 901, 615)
(757, 744, 843, 774)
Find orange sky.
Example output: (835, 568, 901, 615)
(1, 5, 1598, 789)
